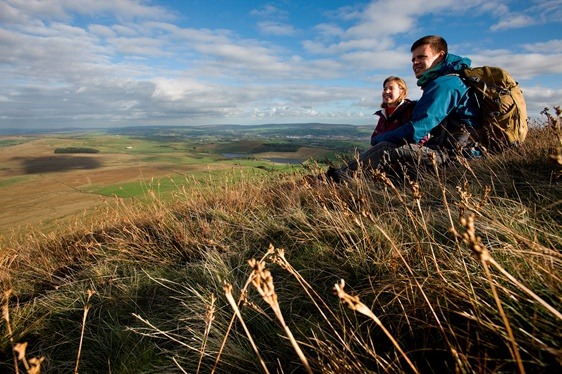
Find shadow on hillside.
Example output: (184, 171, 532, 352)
(15, 155, 103, 174)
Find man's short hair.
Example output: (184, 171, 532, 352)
(411, 35, 448, 54)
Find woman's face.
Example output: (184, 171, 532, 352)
(382, 80, 402, 106)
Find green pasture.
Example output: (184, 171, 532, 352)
(138, 153, 221, 164)
(0, 139, 33, 147)
(86, 172, 217, 199)
(40, 135, 194, 155)
(35, 134, 345, 164)
(88, 160, 303, 198)
(223, 158, 306, 175)
(90, 178, 176, 198)
(0, 176, 28, 189)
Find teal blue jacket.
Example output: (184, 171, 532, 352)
(371, 53, 481, 145)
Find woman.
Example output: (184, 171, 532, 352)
(371, 76, 416, 142)
(326, 76, 416, 182)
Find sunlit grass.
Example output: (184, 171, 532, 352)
(1, 110, 561, 373)
(87, 161, 301, 199)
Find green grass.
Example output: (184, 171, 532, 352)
(1, 113, 561, 374)
(0, 139, 33, 147)
(0, 176, 28, 189)
(90, 180, 159, 198)
(88, 174, 219, 198)
(87, 160, 301, 198)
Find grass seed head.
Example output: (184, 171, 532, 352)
(460, 214, 490, 262)
(249, 259, 278, 306)
(14, 342, 28, 361)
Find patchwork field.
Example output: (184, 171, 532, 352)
(0, 134, 316, 236)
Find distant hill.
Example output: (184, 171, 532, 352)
(105, 123, 372, 140)
(104, 123, 372, 154)
(0, 127, 103, 135)
(0, 123, 373, 137)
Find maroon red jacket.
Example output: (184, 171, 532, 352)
(371, 99, 416, 146)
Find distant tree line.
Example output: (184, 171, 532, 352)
(54, 147, 100, 154)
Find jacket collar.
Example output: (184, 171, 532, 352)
(374, 99, 408, 117)
(416, 53, 472, 87)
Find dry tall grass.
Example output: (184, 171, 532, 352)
(1, 110, 561, 373)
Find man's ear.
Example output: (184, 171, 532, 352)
(437, 50, 446, 62)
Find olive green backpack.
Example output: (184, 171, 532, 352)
(459, 66, 528, 153)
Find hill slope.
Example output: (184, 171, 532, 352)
(1, 115, 561, 373)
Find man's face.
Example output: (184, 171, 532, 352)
(411, 44, 445, 78)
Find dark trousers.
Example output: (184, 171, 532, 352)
(333, 141, 451, 180)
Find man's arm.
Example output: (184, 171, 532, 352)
(370, 122, 413, 145)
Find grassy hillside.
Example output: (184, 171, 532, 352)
(1, 109, 562, 373)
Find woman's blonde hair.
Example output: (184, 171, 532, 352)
(381, 76, 408, 108)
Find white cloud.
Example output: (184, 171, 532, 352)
(313, 23, 344, 40)
(490, 14, 535, 31)
(488, 0, 562, 31)
(343, 0, 421, 39)
(518, 86, 562, 117)
(88, 24, 116, 38)
(257, 21, 297, 36)
(522, 39, 562, 53)
(303, 0, 486, 55)
(3, 0, 172, 22)
(469, 51, 562, 79)
(341, 49, 410, 70)
(108, 35, 169, 57)
(250, 4, 288, 19)
(324, 4, 363, 22)
(531, 0, 562, 23)
(151, 78, 212, 102)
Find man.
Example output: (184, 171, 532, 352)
(328, 35, 481, 182)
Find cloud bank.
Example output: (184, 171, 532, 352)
(0, 0, 561, 129)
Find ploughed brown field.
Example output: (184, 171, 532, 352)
(0, 136, 235, 236)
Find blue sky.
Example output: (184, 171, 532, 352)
(1, 0, 561, 129)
